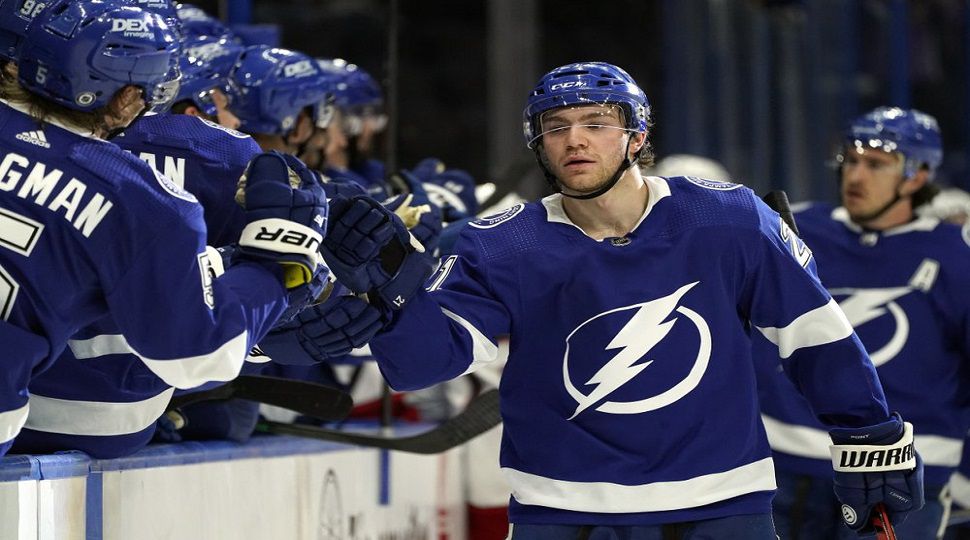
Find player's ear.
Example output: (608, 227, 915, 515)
(630, 131, 647, 156)
(902, 169, 930, 196)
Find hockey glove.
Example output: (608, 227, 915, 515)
(260, 294, 385, 364)
(218, 244, 331, 326)
(383, 192, 443, 254)
(321, 194, 436, 310)
(236, 152, 328, 288)
(829, 413, 924, 535)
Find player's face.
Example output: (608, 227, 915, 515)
(212, 89, 240, 130)
(539, 105, 632, 194)
(325, 109, 350, 169)
(840, 147, 905, 221)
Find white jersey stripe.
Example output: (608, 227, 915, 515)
(25, 388, 175, 436)
(762, 414, 963, 467)
(502, 458, 777, 513)
(70, 331, 251, 389)
(755, 298, 853, 358)
(69, 334, 135, 358)
(441, 307, 499, 377)
(0, 403, 29, 444)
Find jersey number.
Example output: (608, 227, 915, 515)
(0, 208, 45, 320)
(779, 218, 812, 268)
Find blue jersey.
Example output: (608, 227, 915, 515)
(369, 175, 890, 525)
(6, 108, 279, 457)
(757, 203, 970, 486)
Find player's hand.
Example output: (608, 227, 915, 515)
(236, 152, 328, 288)
(829, 413, 924, 535)
(320, 194, 436, 310)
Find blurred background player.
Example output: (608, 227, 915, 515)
(757, 107, 970, 539)
(0, 0, 327, 456)
(646, 153, 732, 183)
(319, 61, 924, 538)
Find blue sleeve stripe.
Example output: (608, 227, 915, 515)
(139, 331, 250, 389)
(441, 307, 498, 375)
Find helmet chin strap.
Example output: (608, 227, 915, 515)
(848, 178, 909, 226)
(534, 134, 637, 200)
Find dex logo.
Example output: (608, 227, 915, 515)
(550, 81, 586, 91)
(284, 60, 316, 78)
(111, 19, 149, 33)
(563, 282, 711, 419)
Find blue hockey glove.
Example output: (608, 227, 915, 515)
(321, 174, 368, 200)
(409, 157, 447, 181)
(320, 194, 436, 310)
(236, 152, 328, 288)
(218, 244, 330, 326)
(260, 295, 386, 364)
(829, 413, 924, 535)
(383, 192, 443, 254)
(423, 168, 478, 222)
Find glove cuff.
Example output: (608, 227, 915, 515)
(830, 419, 916, 473)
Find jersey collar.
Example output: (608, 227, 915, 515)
(831, 206, 940, 236)
(0, 98, 101, 140)
(542, 174, 672, 240)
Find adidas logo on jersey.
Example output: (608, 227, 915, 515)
(15, 130, 50, 148)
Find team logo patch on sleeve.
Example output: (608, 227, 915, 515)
(198, 117, 252, 139)
(470, 203, 525, 229)
(685, 176, 742, 191)
(151, 167, 197, 203)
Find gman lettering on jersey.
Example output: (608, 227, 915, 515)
(0, 152, 113, 237)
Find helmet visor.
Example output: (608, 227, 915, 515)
(528, 103, 632, 149)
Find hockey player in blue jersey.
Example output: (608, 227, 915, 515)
(317, 62, 925, 538)
(759, 107, 970, 539)
(10, 18, 278, 457)
(0, 0, 328, 457)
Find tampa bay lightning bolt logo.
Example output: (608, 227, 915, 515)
(563, 281, 711, 419)
(830, 287, 911, 367)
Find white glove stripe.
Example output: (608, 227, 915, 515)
(239, 218, 323, 260)
(830, 422, 916, 472)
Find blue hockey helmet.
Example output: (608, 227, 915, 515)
(228, 45, 330, 136)
(843, 107, 943, 180)
(125, 0, 179, 32)
(0, 0, 48, 61)
(18, 0, 181, 112)
(176, 35, 242, 115)
(175, 2, 230, 40)
(522, 62, 649, 149)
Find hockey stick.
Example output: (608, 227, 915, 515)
(762, 190, 800, 236)
(871, 503, 897, 540)
(167, 375, 353, 421)
(255, 388, 501, 454)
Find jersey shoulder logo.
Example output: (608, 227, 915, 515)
(563, 281, 711, 419)
(151, 166, 197, 203)
(684, 176, 742, 191)
(197, 117, 252, 139)
(469, 203, 525, 229)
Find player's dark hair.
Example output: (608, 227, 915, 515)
(636, 113, 656, 168)
(912, 178, 941, 209)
